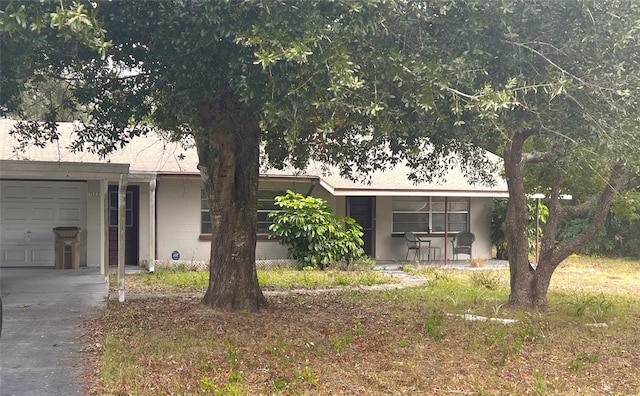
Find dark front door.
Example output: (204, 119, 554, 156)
(348, 197, 375, 257)
(108, 185, 139, 265)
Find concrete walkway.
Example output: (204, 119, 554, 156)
(374, 258, 509, 271)
(0, 267, 108, 396)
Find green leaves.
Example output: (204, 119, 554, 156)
(1, 0, 111, 119)
(2, 0, 503, 183)
(268, 191, 365, 269)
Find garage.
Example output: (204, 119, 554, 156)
(1, 180, 87, 267)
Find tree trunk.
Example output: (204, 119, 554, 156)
(507, 260, 554, 309)
(195, 89, 268, 312)
(503, 131, 624, 310)
(503, 131, 546, 308)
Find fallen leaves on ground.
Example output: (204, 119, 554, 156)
(81, 285, 640, 395)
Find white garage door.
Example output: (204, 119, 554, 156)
(1, 180, 87, 267)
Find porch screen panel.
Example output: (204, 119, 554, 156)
(431, 198, 469, 233)
(448, 213, 468, 232)
(392, 197, 430, 233)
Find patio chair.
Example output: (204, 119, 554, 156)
(451, 232, 475, 260)
(404, 231, 430, 262)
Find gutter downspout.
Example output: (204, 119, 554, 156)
(305, 179, 318, 197)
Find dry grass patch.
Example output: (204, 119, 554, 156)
(552, 256, 640, 297)
(84, 258, 640, 395)
(117, 267, 398, 295)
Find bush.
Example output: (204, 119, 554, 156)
(268, 190, 365, 269)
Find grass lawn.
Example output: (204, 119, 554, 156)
(82, 257, 640, 395)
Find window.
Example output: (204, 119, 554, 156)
(109, 191, 133, 227)
(200, 189, 286, 235)
(257, 190, 286, 234)
(392, 197, 430, 233)
(392, 197, 469, 233)
(201, 190, 212, 234)
(431, 198, 469, 232)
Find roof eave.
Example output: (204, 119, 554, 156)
(0, 159, 129, 180)
(319, 178, 508, 197)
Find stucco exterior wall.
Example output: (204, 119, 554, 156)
(155, 177, 323, 262)
(136, 180, 153, 265)
(374, 196, 402, 261)
(85, 180, 102, 267)
(155, 177, 205, 262)
(154, 176, 497, 263)
(469, 197, 493, 259)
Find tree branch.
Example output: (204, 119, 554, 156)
(549, 162, 625, 266)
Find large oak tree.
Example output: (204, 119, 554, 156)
(2, 1, 496, 311)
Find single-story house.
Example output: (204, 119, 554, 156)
(0, 119, 508, 271)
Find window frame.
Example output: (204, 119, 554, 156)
(391, 197, 431, 234)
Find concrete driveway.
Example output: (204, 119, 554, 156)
(0, 267, 108, 396)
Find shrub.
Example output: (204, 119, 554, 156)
(268, 190, 365, 269)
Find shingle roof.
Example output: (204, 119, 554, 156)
(1, 119, 508, 196)
(0, 119, 198, 175)
(263, 160, 508, 197)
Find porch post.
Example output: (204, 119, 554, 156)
(444, 197, 449, 263)
(148, 178, 157, 273)
(100, 179, 109, 282)
(118, 174, 128, 303)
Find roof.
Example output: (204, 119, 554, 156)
(261, 160, 508, 197)
(0, 119, 197, 175)
(0, 119, 508, 197)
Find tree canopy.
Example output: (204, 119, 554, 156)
(2, 1, 499, 181)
